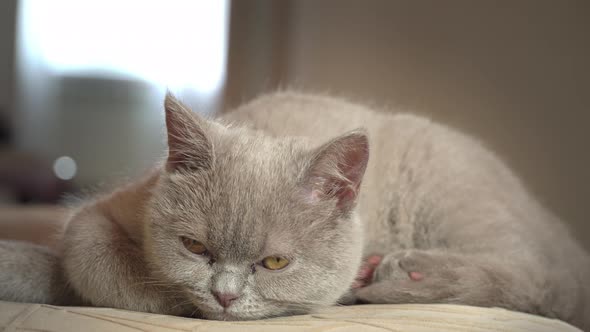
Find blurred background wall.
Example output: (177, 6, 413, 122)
(0, 0, 17, 135)
(0, 0, 588, 247)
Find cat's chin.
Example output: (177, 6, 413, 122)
(200, 310, 270, 321)
(187, 296, 299, 321)
(198, 307, 294, 321)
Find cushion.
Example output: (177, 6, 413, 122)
(0, 301, 580, 332)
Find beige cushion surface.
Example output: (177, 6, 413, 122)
(0, 301, 580, 332)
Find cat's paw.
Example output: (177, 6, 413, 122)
(373, 250, 454, 283)
(354, 250, 462, 304)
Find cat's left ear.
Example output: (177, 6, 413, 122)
(164, 93, 213, 172)
(303, 130, 369, 213)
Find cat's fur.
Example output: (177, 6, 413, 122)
(0, 92, 588, 328)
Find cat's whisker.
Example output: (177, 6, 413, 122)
(155, 289, 188, 294)
(91, 279, 183, 306)
(259, 297, 325, 315)
(188, 306, 200, 318)
(263, 297, 323, 307)
(168, 299, 195, 312)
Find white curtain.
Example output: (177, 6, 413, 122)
(15, 0, 229, 185)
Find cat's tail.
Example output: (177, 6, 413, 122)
(0, 240, 79, 305)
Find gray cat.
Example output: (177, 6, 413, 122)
(0, 92, 588, 329)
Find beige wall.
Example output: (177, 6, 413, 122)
(227, 0, 590, 248)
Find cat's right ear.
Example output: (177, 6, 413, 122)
(302, 130, 369, 213)
(164, 93, 213, 172)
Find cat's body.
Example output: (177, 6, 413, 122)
(0, 92, 588, 329)
(226, 93, 590, 326)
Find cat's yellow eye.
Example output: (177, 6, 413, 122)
(180, 237, 208, 255)
(261, 256, 290, 270)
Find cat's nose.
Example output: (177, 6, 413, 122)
(213, 291, 239, 308)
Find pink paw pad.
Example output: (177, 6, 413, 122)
(352, 255, 383, 289)
(366, 255, 382, 265)
(408, 271, 424, 281)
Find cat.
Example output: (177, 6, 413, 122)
(0, 92, 588, 329)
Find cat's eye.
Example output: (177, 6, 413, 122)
(261, 256, 290, 270)
(180, 237, 208, 255)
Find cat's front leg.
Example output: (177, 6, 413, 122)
(354, 250, 540, 313)
(62, 208, 195, 316)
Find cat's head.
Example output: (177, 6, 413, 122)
(144, 94, 369, 320)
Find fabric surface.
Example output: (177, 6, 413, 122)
(0, 301, 580, 332)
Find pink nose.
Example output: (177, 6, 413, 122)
(213, 292, 239, 308)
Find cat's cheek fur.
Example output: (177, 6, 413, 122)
(300, 213, 365, 306)
(143, 223, 212, 294)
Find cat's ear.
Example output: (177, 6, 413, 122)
(303, 130, 369, 212)
(164, 93, 213, 172)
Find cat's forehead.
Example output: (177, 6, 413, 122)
(202, 134, 310, 258)
(214, 134, 304, 189)
(205, 195, 300, 261)
(204, 180, 304, 261)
